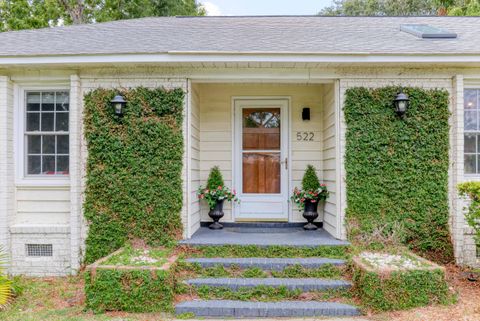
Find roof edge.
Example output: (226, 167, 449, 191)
(1, 52, 480, 66)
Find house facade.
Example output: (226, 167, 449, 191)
(0, 16, 479, 276)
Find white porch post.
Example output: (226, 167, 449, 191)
(0, 76, 14, 259)
(69, 74, 82, 272)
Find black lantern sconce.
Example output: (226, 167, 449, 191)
(111, 94, 127, 116)
(302, 107, 311, 121)
(394, 90, 409, 117)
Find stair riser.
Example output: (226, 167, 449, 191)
(186, 258, 346, 271)
(187, 282, 351, 292)
(175, 301, 360, 318)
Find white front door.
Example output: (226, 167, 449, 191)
(234, 99, 289, 221)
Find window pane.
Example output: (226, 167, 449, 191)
(243, 108, 281, 150)
(41, 92, 55, 111)
(41, 113, 54, 131)
(465, 134, 477, 153)
(465, 154, 476, 174)
(27, 135, 41, 154)
(57, 135, 69, 154)
(26, 113, 40, 131)
(56, 156, 69, 174)
(465, 89, 478, 109)
(42, 156, 55, 174)
(42, 135, 55, 154)
(465, 111, 478, 130)
(27, 156, 41, 175)
(55, 113, 68, 131)
(56, 92, 69, 111)
(242, 152, 280, 194)
(26, 92, 40, 111)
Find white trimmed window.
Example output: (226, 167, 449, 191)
(24, 91, 70, 176)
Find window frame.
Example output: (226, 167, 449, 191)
(15, 85, 71, 186)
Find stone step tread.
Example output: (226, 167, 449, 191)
(175, 300, 360, 317)
(186, 257, 346, 270)
(185, 277, 352, 291)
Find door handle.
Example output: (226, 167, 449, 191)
(281, 157, 288, 170)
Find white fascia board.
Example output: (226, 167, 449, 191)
(1, 53, 480, 66)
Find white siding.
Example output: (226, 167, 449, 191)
(15, 187, 70, 225)
(197, 83, 325, 223)
(322, 83, 338, 236)
(190, 83, 201, 235)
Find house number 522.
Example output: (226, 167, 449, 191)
(296, 132, 314, 141)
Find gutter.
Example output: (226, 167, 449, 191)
(0, 52, 480, 66)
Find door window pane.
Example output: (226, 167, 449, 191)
(243, 152, 280, 194)
(243, 108, 280, 150)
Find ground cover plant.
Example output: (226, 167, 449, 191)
(343, 86, 452, 262)
(84, 245, 177, 313)
(352, 251, 453, 311)
(83, 87, 184, 264)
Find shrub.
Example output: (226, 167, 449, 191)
(457, 181, 480, 245)
(83, 87, 185, 264)
(344, 87, 452, 262)
(197, 167, 238, 210)
(206, 166, 224, 190)
(352, 252, 451, 311)
(0, 247, 11, 309)
(291, 165, 328, 210)
(302, 164, 321, 191)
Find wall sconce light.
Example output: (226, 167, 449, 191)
(111, 94, 127, 116)
(302, 107, 310, 121)
(394, 90, 409, 117)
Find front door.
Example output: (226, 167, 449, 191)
(234, 99, 289, 221)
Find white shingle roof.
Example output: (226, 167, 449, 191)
(0, 16, 478, 57)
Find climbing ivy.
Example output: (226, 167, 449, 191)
(344, 87, 453, 262)
(83, 87, 184, 263)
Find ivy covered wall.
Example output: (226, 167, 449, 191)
(344, 87, 453, 262)
(83, 87, 184, 263)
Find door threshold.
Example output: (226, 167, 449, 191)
(200, 222, 323, 229)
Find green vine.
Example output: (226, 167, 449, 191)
(344, 86, 452, 262)
(83, 87, 184, 263)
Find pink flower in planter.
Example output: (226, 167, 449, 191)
(311, 200, 317, 203)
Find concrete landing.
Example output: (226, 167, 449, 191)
(180, 227, 349, 247)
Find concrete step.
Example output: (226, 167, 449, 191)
(175, 300, 360, 317)
(186, 257, 346, 270)
(185, 277, 352, 291)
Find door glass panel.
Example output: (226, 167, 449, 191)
(243, 108, 280, 150)
(241, 106, 282, 194)
(243, 152, 280, 194)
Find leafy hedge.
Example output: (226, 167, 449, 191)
(457, 181, 480, 245)
(344, 87, 452, 261)
(83, 87, 184, 263)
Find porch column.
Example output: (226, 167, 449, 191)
(0, 76, 14, 260)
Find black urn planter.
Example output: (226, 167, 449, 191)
(303, 199, 319, 230)
(208, 199, 225, 230)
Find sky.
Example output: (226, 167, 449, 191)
(201, 0, 333, 16)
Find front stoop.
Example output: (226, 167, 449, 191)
(175, 300, 360, 317)
(185, 277, 352, 291)
(186, 257, 346, 270)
